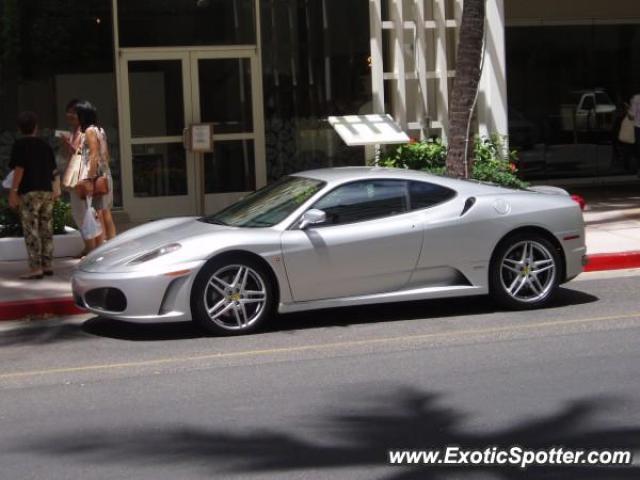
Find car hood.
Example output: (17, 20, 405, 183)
(79, 217, 230, 273)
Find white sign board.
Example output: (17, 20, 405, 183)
(328, 114, 410, 146)
(189, 123, 214, 152)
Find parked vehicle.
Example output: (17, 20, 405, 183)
(508, 108, 538, 150)
(72, 167, 586, 335)
(560, 89, 616, 132)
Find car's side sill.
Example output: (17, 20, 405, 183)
(278, 285, 487, 314)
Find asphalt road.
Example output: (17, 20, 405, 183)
(1, 271, 640, 479)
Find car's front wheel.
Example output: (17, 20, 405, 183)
(489, 234, 561, 309)
(191, 255, 274, 335)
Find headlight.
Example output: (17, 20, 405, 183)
(128, 243, 182, 264)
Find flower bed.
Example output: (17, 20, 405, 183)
(0, 226, 83, 261)
(0, 198, 83, 260)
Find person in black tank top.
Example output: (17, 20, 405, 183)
(8, 112, 59, 279)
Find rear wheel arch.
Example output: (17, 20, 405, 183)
(488, 227, 564, 309)
(491, 226, 566, 282)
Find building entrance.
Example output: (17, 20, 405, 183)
(118, 48, 266, 221)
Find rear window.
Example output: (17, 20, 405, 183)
(409, 181, 456, 210)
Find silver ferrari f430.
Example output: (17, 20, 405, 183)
(72, 167, 586, 335)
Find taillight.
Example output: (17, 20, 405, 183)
(570, 194, 586, 211)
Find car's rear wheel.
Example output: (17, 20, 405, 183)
(191, 255, 274, 335)
(489, 234, 561, 309)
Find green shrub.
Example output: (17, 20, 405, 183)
(379, 134, 527, 189)
(471, 135, 527, 189)
(0, 197, 72, 238)
(379, 139, 447, 175)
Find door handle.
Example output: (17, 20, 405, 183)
(182, 127, 190, 150)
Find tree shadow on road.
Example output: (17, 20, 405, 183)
(12, 388, 639, 479)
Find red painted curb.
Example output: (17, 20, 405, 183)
(0, 297, 85, 321)
(584, 251, 640, 272)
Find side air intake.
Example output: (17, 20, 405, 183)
(460, 197, 476, 216)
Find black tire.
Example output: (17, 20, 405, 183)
(489, 233, 562, 310)
(191, 254, 275, 336)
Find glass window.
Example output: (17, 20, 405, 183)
(204, 140, 256, 194)
(0, 0, 121, 206)
(202, 175, 325, 228)
(198, 58, 253, 134)
(118, 0, 256, 47)
(409, 181, 456, 210)
(312, 180, 408, 226)
(128, 60, 184, 138)
(507, 24, 640, 180)
(260, 0, 371, 181)
(132, 143, 187, 197)
(580, 95, 595, 111)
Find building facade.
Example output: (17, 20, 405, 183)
(1, 0, 639, 222)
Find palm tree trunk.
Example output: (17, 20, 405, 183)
(446, 0, 485, 177)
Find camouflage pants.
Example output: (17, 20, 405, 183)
(20, 191, 54, 270)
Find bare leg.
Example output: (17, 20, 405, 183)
(84, 237, 96, 253)
(100, 208, 117, 240)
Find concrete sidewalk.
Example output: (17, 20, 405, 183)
(575, 183, 640, 254)
(1, 182, 640, 320)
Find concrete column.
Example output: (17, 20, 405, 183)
(478, 0, 508, 140)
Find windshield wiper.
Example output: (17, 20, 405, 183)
(201, 217, 227, 226)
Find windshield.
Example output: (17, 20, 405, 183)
(200, 176, 326, 228)
(595, 92, 613, 106)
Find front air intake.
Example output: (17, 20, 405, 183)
(84, 288, 127, 312)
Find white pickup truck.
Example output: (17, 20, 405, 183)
(560, 89, 616, 132)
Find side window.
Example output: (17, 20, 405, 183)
(580, 94, 595, 111)
(312, 180, 408, 225)
(409, 181, 456, 210)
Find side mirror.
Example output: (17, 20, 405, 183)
(299, 209, 326, 230)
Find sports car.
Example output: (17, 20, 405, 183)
(72, 167, 586, 335)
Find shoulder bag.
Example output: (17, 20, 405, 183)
(619, 115, 635, 144)
(62, 135, 84, 189)
(92, 173, 109, 197)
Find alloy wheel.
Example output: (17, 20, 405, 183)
(499, 240, 556, 303)
(204, 264, 267, 331)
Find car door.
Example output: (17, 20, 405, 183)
(280, 179, 423, 302)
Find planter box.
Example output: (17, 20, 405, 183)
(0, 226, 84, 261)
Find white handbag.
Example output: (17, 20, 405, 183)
(62, 135, 85, 189)
(619, 115, 635, 144)
(2, 169, 14, 189)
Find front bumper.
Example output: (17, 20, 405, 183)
(72, 261, 204, 323)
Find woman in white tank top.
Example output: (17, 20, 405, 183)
(76, 101, 117, 245)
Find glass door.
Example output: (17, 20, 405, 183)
(119, 48, 266, 221)
(189, 49, 266, 214)
(120, 51, 197, 220)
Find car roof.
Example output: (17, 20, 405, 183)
(291, 166, 512, 195)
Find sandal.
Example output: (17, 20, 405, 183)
(19, 272, 43, 280)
